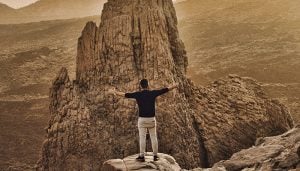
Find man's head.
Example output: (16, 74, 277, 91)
(140, 79, 149, 89)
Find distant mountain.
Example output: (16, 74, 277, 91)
(0, 3, 14, 12)
(0, 3, 17, 23)
(0, 0, 106, 24)
(0, 0, 186, 24)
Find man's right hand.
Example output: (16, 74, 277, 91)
(108, 87, 116, 95)
(168, 83, 179, 90)
(108, 87, 126, 97)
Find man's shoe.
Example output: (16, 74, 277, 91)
(136, 156, 145, 162)
(153, 155, 159, 161)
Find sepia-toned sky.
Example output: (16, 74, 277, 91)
(0, 0, 182, 9)
(0, 0, 38, 8)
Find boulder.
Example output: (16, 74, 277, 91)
(102, 153, 181, 171)
(213, 127, 300, 171)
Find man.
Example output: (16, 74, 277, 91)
(108, 79, 179, 162)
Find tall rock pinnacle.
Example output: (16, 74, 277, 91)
(37, 0, 294, 170)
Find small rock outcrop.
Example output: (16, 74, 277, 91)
(37, 0, 294, 170)
(190, 127, 300, 171)
(102, 153, 181, 171)
(213, 127, 300, 171)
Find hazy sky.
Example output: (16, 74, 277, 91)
(1, 0, 181, 9)
(0, 0, 38, 8)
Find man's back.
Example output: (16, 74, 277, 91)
(125, 88, 169, 117)
(108, 80, 179, 161)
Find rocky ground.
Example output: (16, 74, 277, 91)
(0, 99, 48, 170)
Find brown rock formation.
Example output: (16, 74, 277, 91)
(37, 0, 294, 170)
(186, 74, 294, 165)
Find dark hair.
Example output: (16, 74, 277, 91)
(140, 79, 148, 89)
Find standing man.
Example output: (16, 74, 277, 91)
(108, 79, 179, 162)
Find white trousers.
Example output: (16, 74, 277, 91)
(138, 117, 158, 157)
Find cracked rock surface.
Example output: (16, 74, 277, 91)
(102, 153, 181, 171)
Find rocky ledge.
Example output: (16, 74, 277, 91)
(102, 153, 181, 171)
(104, 127, 300, 171)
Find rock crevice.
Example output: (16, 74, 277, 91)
(191, 115, 209, 168)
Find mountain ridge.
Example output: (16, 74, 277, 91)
(0, 0, 106, 24)
(0, 2, 14, 11)
(0, 0, 185, 24)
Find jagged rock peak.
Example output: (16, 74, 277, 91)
(76, 0, 188, 88)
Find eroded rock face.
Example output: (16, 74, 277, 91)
(186, 74, 294, 165)
(37, 0, 294, 170)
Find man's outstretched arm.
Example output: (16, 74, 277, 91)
(108, 87, 138, 98)
(154, 83, 179, 97)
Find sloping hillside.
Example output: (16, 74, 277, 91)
(0, 16, 99, 170)
(0, 3, 14, 12)
(0, 3, 16, 23)
(0, 0, 105, 24)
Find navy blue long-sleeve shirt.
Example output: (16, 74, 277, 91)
(125, 88, 169, 117)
